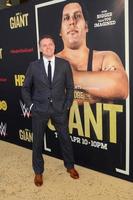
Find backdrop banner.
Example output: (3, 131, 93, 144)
(0, 0, 132, 181)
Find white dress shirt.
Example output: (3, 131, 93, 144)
(43, 56, 55, 81)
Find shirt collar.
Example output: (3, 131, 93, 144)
(43, 56, 55, 64)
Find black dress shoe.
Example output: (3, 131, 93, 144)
(67, 168, 79, 179)
(34, 174, 43, 186)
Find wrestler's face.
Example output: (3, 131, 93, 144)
(39, 38, 55, 58)
(60, 3, 88, 49)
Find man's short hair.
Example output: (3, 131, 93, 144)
(39, 34, 55, 44)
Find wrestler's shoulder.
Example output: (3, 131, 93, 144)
(94, 50, 117, 57)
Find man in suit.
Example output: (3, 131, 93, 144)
(21, 35, 79, 187)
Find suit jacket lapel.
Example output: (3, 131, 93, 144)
(53, 58, 60, 85)
(40, 57, 61, 86)
(40, 59, 49, 86)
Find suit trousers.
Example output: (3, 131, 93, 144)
(32, 104, 74, 174)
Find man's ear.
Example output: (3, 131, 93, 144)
(85, 22, 89, 32)
(39, 46, 42, 52)
(59, 31, 62, 37)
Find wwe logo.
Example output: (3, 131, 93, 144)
(0, 122, 7, 137)
(19, 100, 31, 118)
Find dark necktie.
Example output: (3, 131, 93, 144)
(48, 61, 52, 85)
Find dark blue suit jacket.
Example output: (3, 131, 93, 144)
(21, 57, 74, 114)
